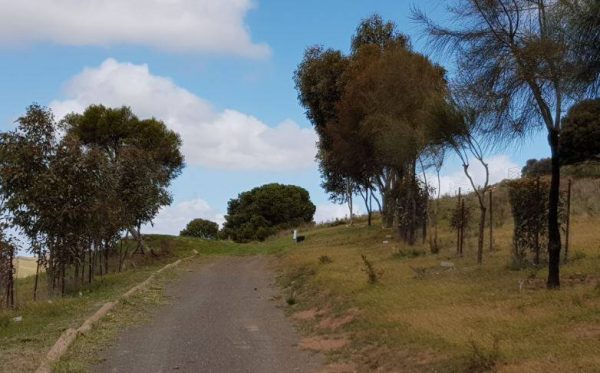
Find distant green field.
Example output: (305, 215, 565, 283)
(15, 257, 38, 278)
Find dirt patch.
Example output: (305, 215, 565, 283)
(357, 345, 445, 372)
(318, 314, 354, 330)
(292, 308, 319, 321)
(320, 362, 358, 372)
(565, 323, 600, 339)
(299, 336, 349, 352)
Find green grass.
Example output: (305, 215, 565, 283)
(2, 178, 599, 372)
(0, 239, 204, 373)
(53, 265, 180, 373)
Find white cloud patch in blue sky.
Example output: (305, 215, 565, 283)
(144, 198, 225, 236)
(427, 154, 520, 197)
(0, 0, 270, 58)
(50, 58, 318, 171)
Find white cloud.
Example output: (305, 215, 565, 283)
(314, 203, 362, 224)
(0, 0, 269, 58)
(50, 58, 318, 171)
(143, 198, 224, 235)
(427, 154, 520, 196)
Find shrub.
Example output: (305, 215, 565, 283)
(180, 218, 219, 239)
(319, 255, 333, 264)
(463, 338, 501, 373)
(361, 255, 382, 284)
(521, 158, 552, 177)
(508, 178, 549, 265)
(221, 183, 316, 243)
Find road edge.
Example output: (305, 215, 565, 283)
(35, 250, 198, 373)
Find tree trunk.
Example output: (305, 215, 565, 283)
(456, 189, 462, 255)
(33, 255, 40, 301)
(547, 130, 562, 289)
(489, 189, 493, 251)
(477, 206, 486, 264)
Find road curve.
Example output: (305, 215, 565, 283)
(95, 256, 322, 373)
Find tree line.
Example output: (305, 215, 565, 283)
(0, 104, 183, 306)
(296, 0, 599, 288)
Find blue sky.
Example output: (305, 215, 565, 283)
(0, 0, 551, 234)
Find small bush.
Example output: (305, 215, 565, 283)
(319, 255, 333, 264)
(393, 248, 426, 259)
(463, 338, 500, 373)
(180, 218, 219, 239)
(569, 250, 587, 262)
(361, 255, 382, 284)
(286, 292, 297, 305)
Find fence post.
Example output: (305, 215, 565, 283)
(564, 178, 572, 263)
(489, 188, 493, 251)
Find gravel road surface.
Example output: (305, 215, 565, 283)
(95, 256, 322, 373)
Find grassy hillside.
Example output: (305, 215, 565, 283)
(15, 257, 38, 279)
(1, 177, 599, 372)
(273, 177, 600, 372)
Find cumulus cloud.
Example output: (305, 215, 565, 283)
(314, 203, 362, 224)
(50, 59, 317, 171)
(144, 199, 225, 236)
(428, 154, 520, 196)
(0, 0, 269, 58)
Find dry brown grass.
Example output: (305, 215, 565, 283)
(276, 209, 600, 372)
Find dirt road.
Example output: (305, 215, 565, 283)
(95, 256, 322, 373)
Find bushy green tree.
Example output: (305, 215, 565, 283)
(522, 158, 552, 178)
(560, 99, 600, 165)
(222, 184, 316, 243)
(0, 104, 184, 297)
(180, 218, 219, 239)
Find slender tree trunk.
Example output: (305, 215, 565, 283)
(104, 243, 109, 275)
(6, 247, 15, 308)
(534, 177, 541, 265)
(489, 189, 493, 251)
(477, 206, 486, 264)
(547, 130, 562, 289)
(564, 178, 572, 263)
(88, 244, 93, 284)
(456, 188, 462, 255)
(33, 255, 40, 301)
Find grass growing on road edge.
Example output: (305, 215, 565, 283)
(0, 242, 197, 372)
(53, 264, 182, 372)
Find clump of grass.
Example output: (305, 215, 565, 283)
(568, 250, 587, 262)
(361, 255, 382, 284)
(392, 248, 426, 259)
(463, 338, 501, 373)
(324, 219, 348, 227)
(409, 265, 427, 279)
(286, 292, 297, 305)
(319, 255, 333, 264)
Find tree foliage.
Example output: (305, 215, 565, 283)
(560, 99, 600, 165)
(0, 104, 183, 298)
(415, 0, 600, 287)
(180, 218, 219, 240)
(222, 184, 316, 243)
(295, 14, 448, 237)
(522, 158, 552, 178)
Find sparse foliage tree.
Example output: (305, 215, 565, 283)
(415, 0, 600, 287)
